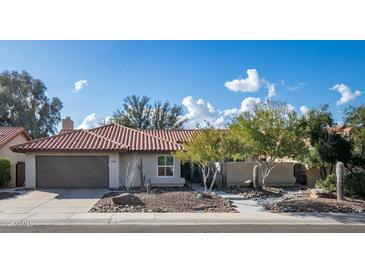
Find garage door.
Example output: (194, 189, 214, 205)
(36, 156, 109, 188)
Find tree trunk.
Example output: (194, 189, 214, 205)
(209, 163, 221, 192)
(200, 165, 208, 192)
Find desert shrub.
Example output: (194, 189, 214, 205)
(345, 172, 365, 199)
(0, 158, 11, 188)
(315, 173, 336, 192)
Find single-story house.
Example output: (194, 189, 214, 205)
(10, 118, 192, 189)
(0, 127, 32, 187)
(10, 117, 310, 189)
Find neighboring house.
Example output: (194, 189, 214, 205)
(0, 127, 32, 187)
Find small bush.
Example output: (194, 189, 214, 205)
(316, 171, 365, 199)
(345, 172, 365, 199)
(315, 173, 336, 192)
(0, 158, 11, 188)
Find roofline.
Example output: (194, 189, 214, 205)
(9, 129, 84, 151)
(0, 127, 32, 149)
(11, 124, 202, 153)
(11, 148, 181, 153)
(99, 123, 183, 149)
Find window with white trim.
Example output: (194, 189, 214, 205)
(157, 155, 174, 177)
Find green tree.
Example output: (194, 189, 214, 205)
(230, 100, 307, 188)
(0, 70, 63, 138)
(316, 132, 353, 175)
(344, 105, 365, 170)
(111, 95, 186, 129)
(174, 127, 239, 192)
(151, 100, 186, 129)
(299, 105, 354, 178)
(299, 104, 334, 145)
(112, 95, 152, 129)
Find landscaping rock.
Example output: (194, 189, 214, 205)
(90, 190, 236, 213)
(243, 179, 253, 187)
(196, 192, 213, 199)
(194, 204, 217, 211)
(309, 189, 336, 199)
(112, 193, 141, 205)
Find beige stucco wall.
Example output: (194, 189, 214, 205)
(306, 166, 334, 187)
(119, 152, 185, 188)
(225, 161, 296, 187)
(23, 152, 120, 189)
(0, 134, 28, 187)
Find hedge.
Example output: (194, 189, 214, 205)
(0, 157, 11, 187)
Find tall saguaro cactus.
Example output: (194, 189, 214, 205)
(253, 165, 260, 189)
(336, 162, 344, 201)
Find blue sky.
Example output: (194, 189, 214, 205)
(0, 41, 364, 129)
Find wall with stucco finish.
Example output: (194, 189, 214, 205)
(225, 161, 296, 187)
(0, 134, 28, 187)
(119, 152, 185, 188)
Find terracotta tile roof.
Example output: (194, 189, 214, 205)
(58, 129, 74, 134)
(142, 129, 202, 143)
(11, 129, 128, 152)
(0, 127, 32, 149)
(89, 124, 182, 151)
(327, 125, 354, 137)
(11, 124, 183, 153)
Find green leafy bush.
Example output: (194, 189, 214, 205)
(345, 172, 365, 199)
(315, 172, 365, 199)
(315, 173, 337, 192)
(0, 158, 11, 188)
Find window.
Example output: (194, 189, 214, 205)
(157, 155, 174, 177)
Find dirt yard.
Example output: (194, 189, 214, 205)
(90, 190, 236, 213)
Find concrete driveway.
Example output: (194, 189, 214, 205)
(0, 189, 108, 214)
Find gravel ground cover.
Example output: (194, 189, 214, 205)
(225, 185, 365, 213)
(90, 189, 236, 213)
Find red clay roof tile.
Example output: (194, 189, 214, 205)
(0, 127, 32, 149)
(10, 124, 184, 153)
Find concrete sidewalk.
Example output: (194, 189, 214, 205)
(1, 211, 365, 225)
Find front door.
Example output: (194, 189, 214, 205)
(16, 162, 25, 187)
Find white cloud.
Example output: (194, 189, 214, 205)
(181, 96, 260, 129)
(265, 81, 276, 98)
(330, 83, 361, 105)
(281, 81, 306, 91)
(300, 105, 310, 115)
(225, 69, 260, 92)
(74, 80, 88, 92)
(240, 97, 261, 112)
(287, 104, 296, 112)
(77, 113, 110, 129)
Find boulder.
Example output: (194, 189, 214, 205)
(112, 193, 135, 205)
(242, 179, 253, 187)
(196, 192, 213, 199)
(309, 189, 336, 199)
